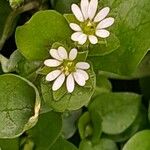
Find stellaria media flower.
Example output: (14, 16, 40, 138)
(70, 0, 115, 45)
(44, 46, 90, 93)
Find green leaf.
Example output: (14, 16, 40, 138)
(0, 74, 41, 138)
(88, 34, 120, 56)
(64, 14, 79, 25)
(27, 111, 62, 150)
(78, 111, 102, 144)
(93, 75, 112, 98)
(123, 130, 150, 150)
(103, 106, 148, 142)
(17, 57, 42, 79)
(79, 139, 118, 150)
(89, 92, 141, 134)
(62, 109, 82, 139)
(89, 0, 150, 76)
(16, 10, 72, 60)
(50, 137, 78, 150)
(21, 138, 34, 150)
(97, 52, 150, 80)
(78, 112, 92, 140)
(90, 111, 102, 144)
(131, 52, 150, 78)
(41, 65, 96, 112)
(0, 50, 42, 80)
(39, 92, 53, 114)
(0, 54, 9, 72)
(0, 138, 19, 150)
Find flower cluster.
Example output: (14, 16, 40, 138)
(70, 0, 114, 45)
(44, 47, 90, 93)
(44, 0, 115, 93)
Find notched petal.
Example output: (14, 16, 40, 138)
(71, 4, 84, 22)
(52, 73, 65, 91)
(66, 74, 75, 93)
(76, 62, 90, 70)
(44, 59, 62, 67)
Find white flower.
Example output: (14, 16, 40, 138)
(70, 0, 115, 45)
(44, 46, 90, 93)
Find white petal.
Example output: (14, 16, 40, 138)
(49, 49, 63, 61)
(52, 73, 65, 91)
(46, 70, 61, 81)
(73, 72, 86, 86)
(71, 32, 83, 42)
(69, 23, 82, 31)
(88, 0, 98, 20)
(44, 59, 62, 67)
(58, 46, 68, 59)
(66, 74, 75, 93)
(69, 48, 78, 60)
(76, 62, 90, 70)
(81, 0, 89, 20)
(94, 7, 110, 22)
(88, 35, 98, 44)
(97, 17, 115, 29)
(78, 33, 87, 45)
(76, 69, 89, 80)
(71, 4, 84, 22)
(96, 29, 110, 38)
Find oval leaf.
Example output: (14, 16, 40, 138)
(50, 137, 78, 150)
(79, 139, 118, 150)
(27, 111, 62, 150)
(89, 92, 141, 134)
(123, 130, 150, 150)
(0, 74, 41, 138)
(16, 10, 72, 60)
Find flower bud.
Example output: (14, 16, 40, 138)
(9, 0, 24, 8)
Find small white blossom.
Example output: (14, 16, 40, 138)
(70, 0, 115, 45)
(44, 47, 90, 93)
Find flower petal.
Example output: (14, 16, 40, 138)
(73, 72, 86, 86)
(52, 73, 65, 91)
(96, 29, 110, 38)
(46, 70, 61, 81)
(58, 46, 68, 59)
(71, 32, 83, 42)
(66, 74, 75, 93)
(88, 0, 98, 20)
(97, 17, 115, 29)
(94, 7, 110, 22)
(78, 33, 87, 45)
(70, 23, 82, 31)
(71, 4, 84, 22)
(76, 69, 89, 80)
(76, 62, 90, 69)
(49, 49, 63, 61)
(44, 59, 62, 67)
(88, 35, 98, 44)
(81, 0, 89, 20)
(69, 48, 78, 60)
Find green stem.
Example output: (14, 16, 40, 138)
(0, 1, 39, 50)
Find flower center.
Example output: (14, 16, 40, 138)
(81, 20, 96, 35)
(61, 60, 76, 76)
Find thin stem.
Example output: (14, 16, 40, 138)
(0, 1, 39, 51)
